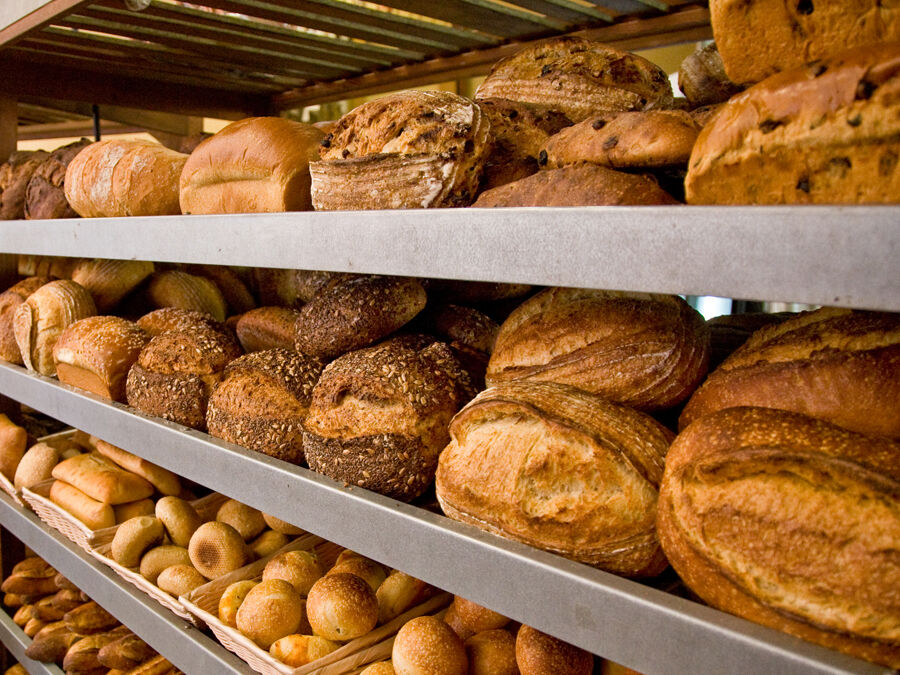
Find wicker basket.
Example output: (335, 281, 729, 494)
(88, 492, 228, 626)
(182, 536, 450, 675)
(0, 428, 79, 508)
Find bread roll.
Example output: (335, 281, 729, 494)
(467, 628, 518, 675)
(311, 90, 491, 210)
(13, 441, 59, 489)
(52, 316, 149, 402)
(487, 289, 709, 412)
(679, 308, 900, 437)
(327, 556, 386, 593)
(64, 139, 187, 217)
(218, 579, 258, 627)
(180, 117, 324, 214)
(93, 439, 181, 496)
(139, 545, 191, 584)
(70, 259, 155, 314)
(658, 407, 900, 668)
(376, 571, 431, 624)
(304, 335, 475, 501)
(306, 573, 378, 641)
(248, 530, 289, 559)
(156, 564, 206, 597)
(0, 276, 50, 363)
(454, 596, 509, 633)
(23, 138, 91, 220)
(515, 624, 593, 675)
(436, 381, 673, 576)
(188, 521, 248, 579)
(215, 499, 265, 541)
(206, 348, 323, 465)
(114, 498, 155, 523)
(360, 663, 395, 675)
(269, 634, 340, 667)
(49, 480, 115, 530)
(126, 324, 243, 431)
(475, 37, 673, 122)
(472, 164, 679, 207)
(0, 413, 28, 482)
(392, 615, 467, 675)
(236, 579, 306, 649)
(262, 512, 304, 536)
(146, 270, 227, 322)
(13, 279, 97, 376)
(235, 307, 301, 352)
(154, 496, 202, 548)
(52, 452, 154, 504)
(263, 550, 323, 596)
(678, 41, 743, 107)
(111, 516, 165, 567)
(686, 43, 900, 205)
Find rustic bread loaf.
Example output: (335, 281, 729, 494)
(658, 406, 900, 668)
(436, 381, 672, 576)
(0, 150, 49, 220)
(13, 279, 97, 376)
(64, 139, 187, 217)
(311, 90, 491, 209)
(472, 164, 679, 207)
(24, 139, 92, 220)
(145, 270, 227, 322)
(304, 335, 475, 501)
(0, 276, 50, 364)
(70, 259, 155, 313)
(677, 42, 743, 107)
(487, 288, 709, 412)
(711, 0, 900, 85)
(475, 37, 673, 122)
(541, 110, 700, 169)
(685, 43, 900, 204)
(235, 307, 302, 352)
(679, 307, 900, 437)
(180, 117, 324, 214)
(16, 254, 81, 279)
(293, 275, 427, 359)
(206, 348, 324, 465)
(126, 324, 243, 430)
(52, 316, 149, 402)
(420, 304, 499, 355)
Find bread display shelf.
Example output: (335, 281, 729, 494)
(0, 362, 890, 675)
(0, 602, 65, 675)
(1, 206, 899, 311)
(0, 490, 253, 674)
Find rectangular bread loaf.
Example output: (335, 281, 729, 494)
(51, 452, 154, 504)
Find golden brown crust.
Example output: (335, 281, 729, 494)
(515, 624, 593, 675)
(466, 628, 518, 675)
(70, 259, 155, 313)
(392, 615, 467, 675)
(51, 452, 155, 505)
(49, 480, 116, 530)
(542, 110, 700, 169)
(180, 117, 324, 214)
(98, 632, 157, 670)
(94, 439, 181, 496)
(475, 37, 673, 122)
(686, 43, 900, 204)
(183, 265, 256, 316)
(0, 276, 51, 363)
(263, 550, 323, 596)
(293, 276, 427, 359)
(487, 289, 709, 412)
(711, 0, 900, 85)
(206, 348, 324, 464)
(135, 307, 225, 337)
(678, 41, 743, 107)
(658, 407, 900, 668)
(52, 316, 149, 402)
(472, 164, 679, 207)
(312, 90, 491, 209)
(305, 573, 378, 641)
(188, 521, 248, 579)
(235, 307, 300, 352)
(146, 271, 227, 323)
(436, 380, 672, 576)
(679, 308, 900, 437)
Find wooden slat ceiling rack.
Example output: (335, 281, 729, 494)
(0, 0, 710, 119)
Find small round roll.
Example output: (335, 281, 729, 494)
(111, 516, 164, 568)
(156, 564, 206, 597)
(392, 615, 467, 675)
(218, 580, 258, 627)
(466, 628, 518, 675)
(515, 624, 593, 675)
(262, 512, 305, 536)
(327, 556, 386, 593)
(263, 550, 323, 596)
(236, 579, 306, 650)
(454, 596, 509, 633)
(269, 634, 340, 667)
(249, 530, 289, 559)
(216, 499, 266, 541)
(306, 573, 378, 641)
(139, 546, 191, 584)
(155, 496, 203, 548)
(188, 521, 248, 580)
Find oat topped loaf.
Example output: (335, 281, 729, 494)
(310, 90, 491, 210)
(475, 37, 673, 122)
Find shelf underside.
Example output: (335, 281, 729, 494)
(2, 206, 898, 311)
(0, 362, 891, 675)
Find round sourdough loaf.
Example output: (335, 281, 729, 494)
(486, 288, 709, 412)
(436, 380, 673, 576)
(679, 307, 900, 437)
(52, 316, 149, 402)
(311, 90, 491, 210)
(206, 348, 324, 464)
(180, 116, 324, 214)
(685, 43, 900, 205)
(475, 37, 673, 122)
(0, 276, 50, 364)
(303, 335, 475, 501)
(658, 407, 900, 668)
(125, 324, 243, 430)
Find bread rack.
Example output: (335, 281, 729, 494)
(0, 2, 898, 674)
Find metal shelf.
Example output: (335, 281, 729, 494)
(0, 490, 252, 675)
(0, 363, 890, 675)
(2, 206, 899, 311)
(0, 605, 64, 675)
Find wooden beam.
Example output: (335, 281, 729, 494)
(0, 56, 271, 119)
(16, 119, 145, 140)
(22, 99, 209, 137)
(273, 4, 711, 110)
(0, 97, 17, 161)
(0, 0, 92, 48)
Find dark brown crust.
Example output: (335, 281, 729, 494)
(658, 407, 900, 668)
(422, 304, 499, 355)
(235, 306, 301, 352)
(0, 150, 49, 220)
(294, 276, 427, 359)
(135, 325, 242, 376)
(24, 139, 92, 220)
(677, 42, 743, 107)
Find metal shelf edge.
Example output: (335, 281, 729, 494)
(0, 363, 891, 675)
(0, 491, 252, 675)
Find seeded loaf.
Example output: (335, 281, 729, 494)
(304, 335, 475, 501)
(475, 37, 673, 122)
(135, 307, 225, 337)
(679, 307, 900, 437)
(659, 406, 900, 668)
(207, 348, 324, 464)
(685, 42, 900, 204)
(711, 0, 900, 85)
(311, 90, 491, 210)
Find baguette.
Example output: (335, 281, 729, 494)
(49, 480, 116, 530)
